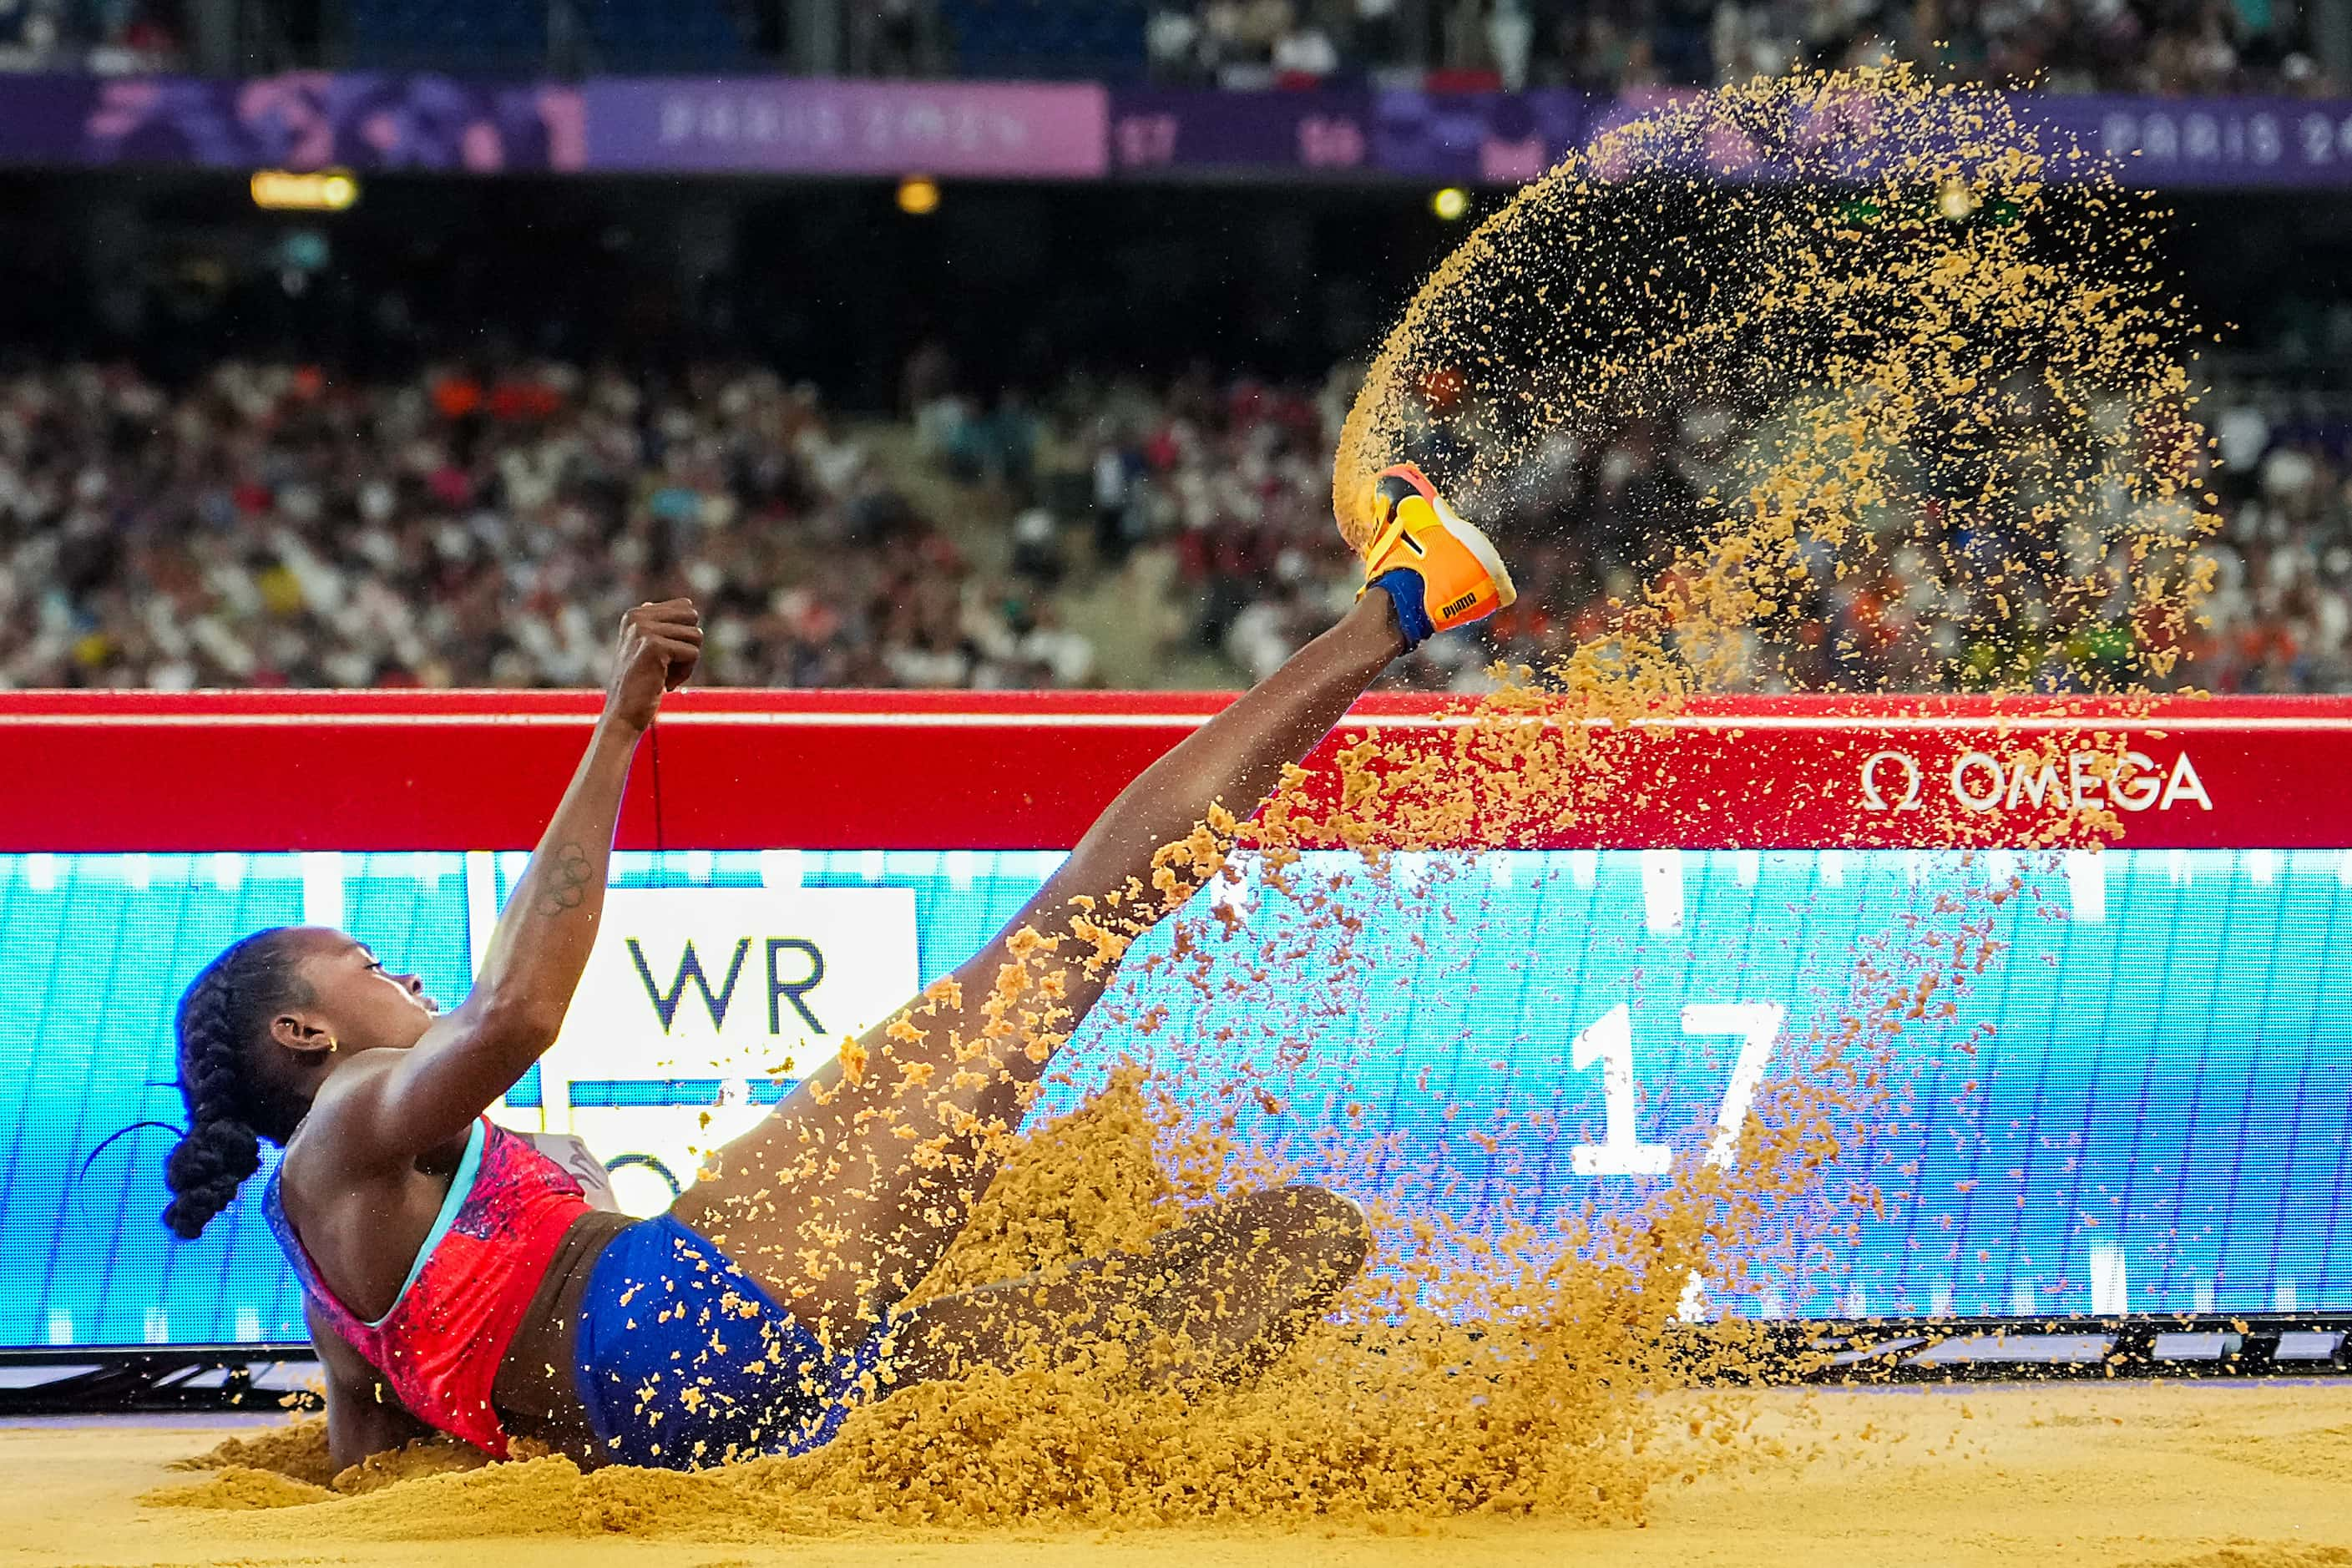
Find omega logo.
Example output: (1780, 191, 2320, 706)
(1859, 748, 2213, 815)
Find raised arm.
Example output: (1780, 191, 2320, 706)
(331, 600, 701, 1160)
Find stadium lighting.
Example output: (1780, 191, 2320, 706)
(897, 175, 941, 215)
(1431, 187, 1469, 221)
(250, 169, 359, 212)
(1937, 178, 1979, 221)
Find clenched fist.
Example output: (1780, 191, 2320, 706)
(604, 599, 702, 733)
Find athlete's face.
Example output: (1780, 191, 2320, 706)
(283, 928, 440, 1055)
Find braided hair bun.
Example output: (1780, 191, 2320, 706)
(160, 929, 314, 1240)
(160, 1116, 261, 1240)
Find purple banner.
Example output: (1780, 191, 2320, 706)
(63, 73, 583, 172)
(1372, 90, 1588, 182)
(0, 75, 97, 165)
(2031, 96, 2352, 189)
(1111, 88, 1374, 174)
(1109, 85, 2352, 190)
(3, 73, 2352, 188)
(584, 78, 1107, 177)
(1110, 87, 1586, 181)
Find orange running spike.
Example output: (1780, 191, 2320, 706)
(1358, 463, 1516, 644)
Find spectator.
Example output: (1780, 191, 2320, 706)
(1490, 0, 1536, 89)
(1273, 15, 1343, 78)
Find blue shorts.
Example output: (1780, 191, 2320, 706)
(572, 1213, 890, 1470)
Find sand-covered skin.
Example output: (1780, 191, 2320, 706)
(18, 1387, 2350, 1565)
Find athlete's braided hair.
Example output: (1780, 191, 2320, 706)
(160, 929, 313, 1241)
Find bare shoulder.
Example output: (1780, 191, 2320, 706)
(282, 1051, 407, 1191)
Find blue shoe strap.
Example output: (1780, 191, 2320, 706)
(1369, 568, 1434, 649)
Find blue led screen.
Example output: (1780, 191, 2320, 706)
(1, 846, 2345, 1348)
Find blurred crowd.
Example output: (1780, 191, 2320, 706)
(928, 355, 2352, 696)
(2198, 383, 2352, 692)
(0, 0, 2329, 96)
(0, 362, 1094, 690)
(1146, 0, 2332, 95)
(3, 354, 2349, 695)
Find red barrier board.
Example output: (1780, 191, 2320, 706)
(2, 690, 2347, 852)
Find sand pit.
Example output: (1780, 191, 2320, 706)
(7, 1386, 2347, 1568)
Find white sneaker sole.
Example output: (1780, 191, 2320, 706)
(1430, 493, 1519, 610)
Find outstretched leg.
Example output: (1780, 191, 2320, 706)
(672, 466, 1515, 1345)
(670, 594, 1404, 1338)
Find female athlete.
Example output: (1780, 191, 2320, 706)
(158, 465, 1514, 1473)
